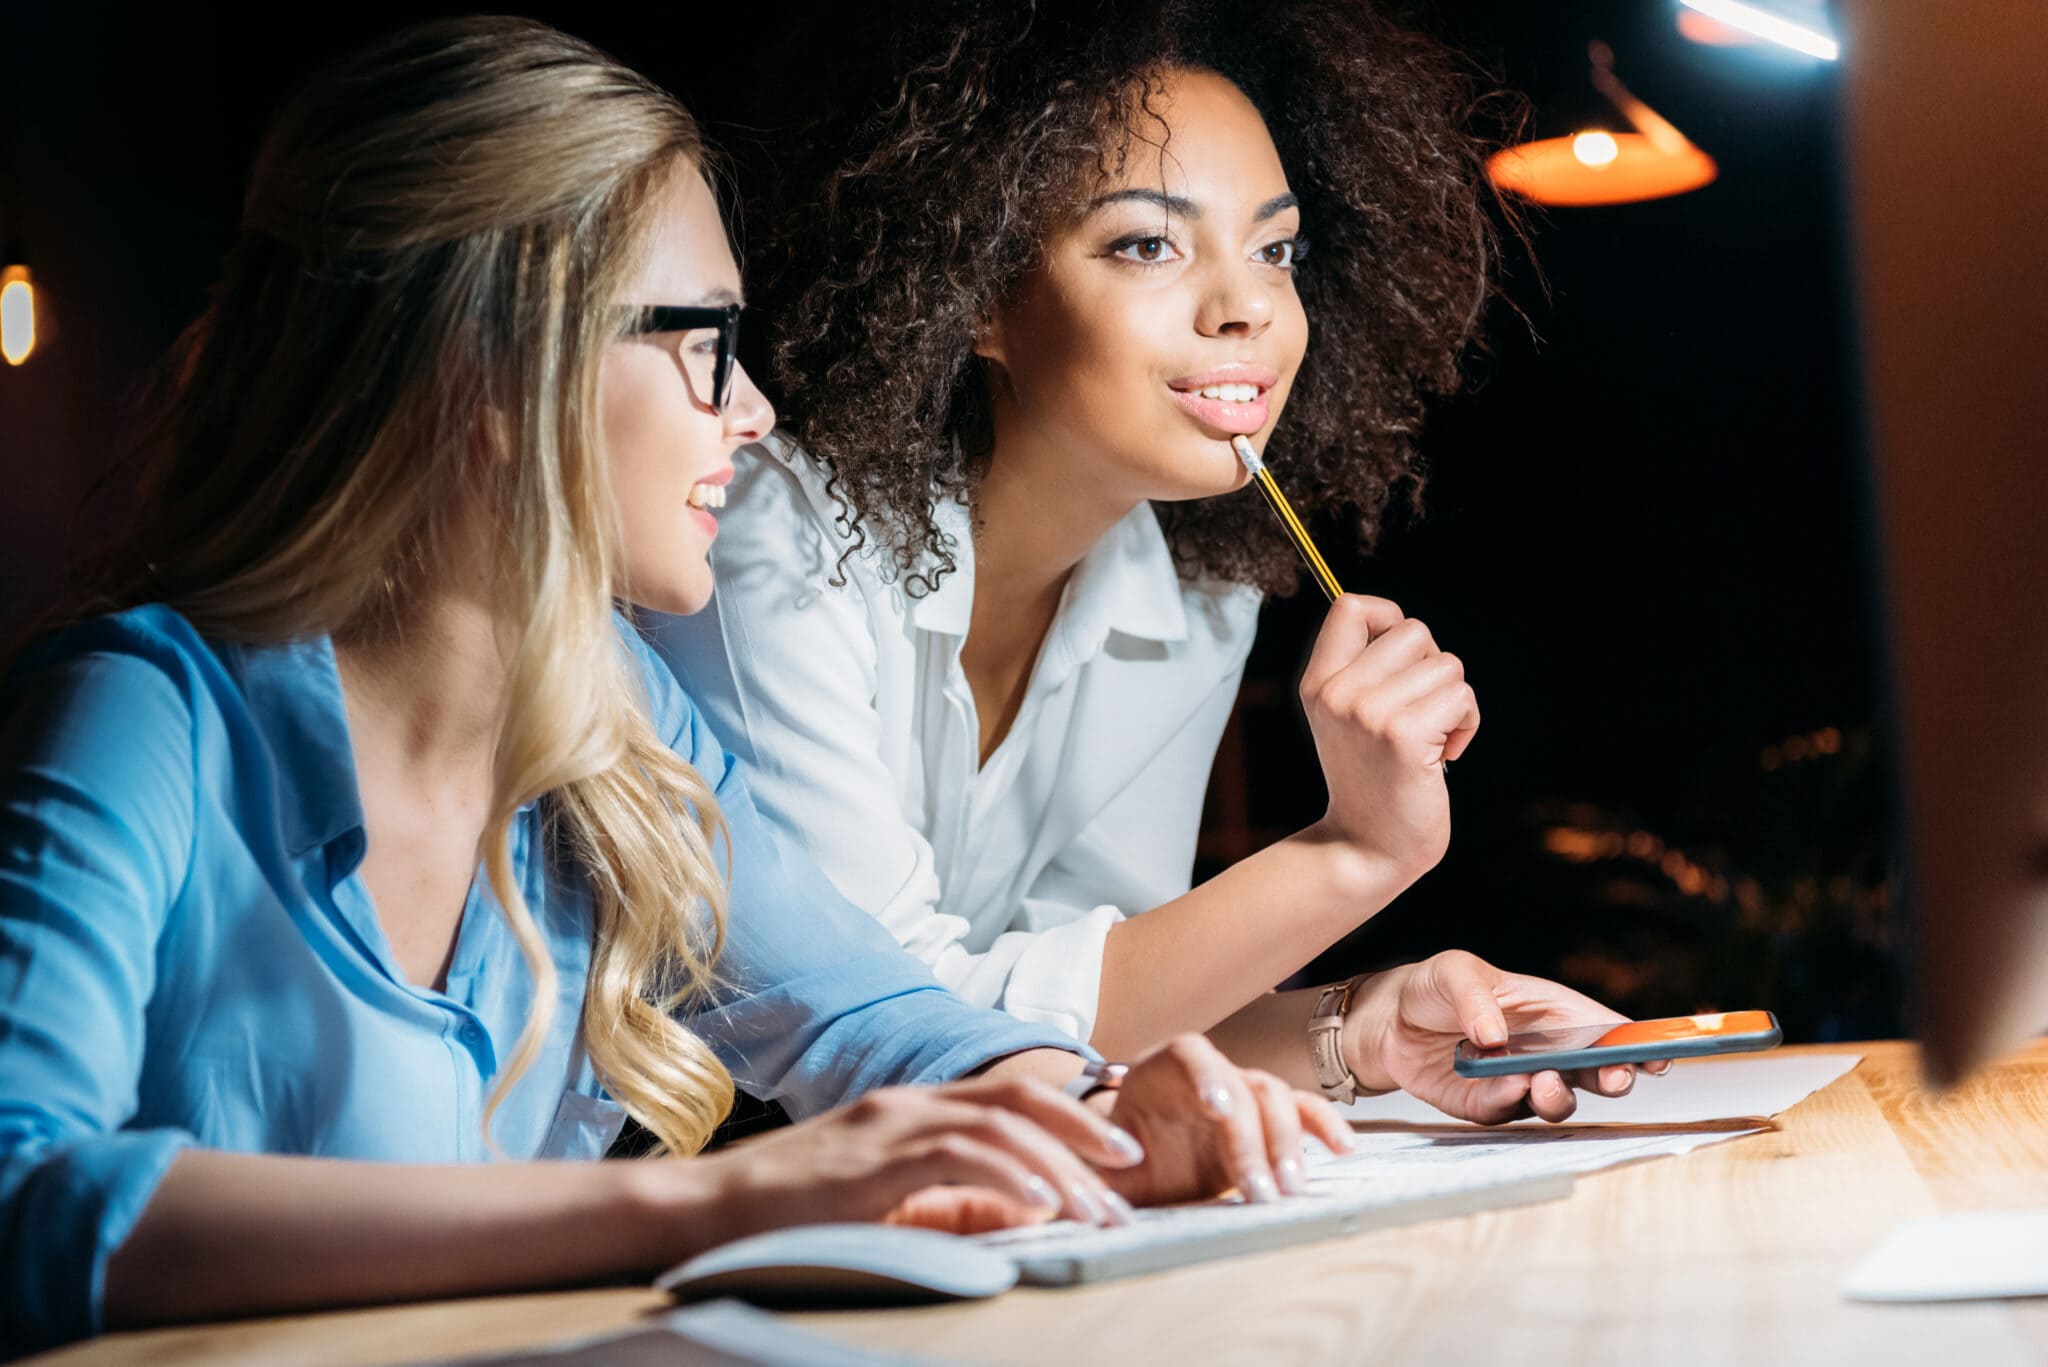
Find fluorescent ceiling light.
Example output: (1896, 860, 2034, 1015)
(1679, 0, 1840, 60)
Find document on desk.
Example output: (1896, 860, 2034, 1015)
(1307, 1054, 1863, 1186)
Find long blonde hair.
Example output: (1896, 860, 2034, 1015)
(92, 17, 735, 1154)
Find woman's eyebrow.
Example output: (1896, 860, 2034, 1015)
(1254, 192, 1300, 222)
(1082, 188, 1300, 224)
(1085, 187, 1200, 219)
(699, 286, 743, 307)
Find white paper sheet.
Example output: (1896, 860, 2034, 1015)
(1339, 1052, 1864, 1128)
(1843, 1209, 2048, 1302)
(1303, 1054, 1864, 1187)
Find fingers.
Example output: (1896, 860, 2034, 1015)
(954, 1075, 1145, 1170)
(1245, 1072, 1309, 1196)
(1194, 1067, 1284, 1204)
(1293, 1089, 1357, 1159)
(942, 1101, 1131, 1227)
(1421, 950, 1510, 1050)
(886, 1185, 1053, 1236)
(1524, 1070, 1580, 1123)
(1299, 595, 1405, 700)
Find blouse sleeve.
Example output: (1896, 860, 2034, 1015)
(0, 635, 201, 1353)
(642, 443, 1121, 1042)
(622, 627, 1090, 1120)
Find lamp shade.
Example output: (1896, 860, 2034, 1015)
(1487, 132, 1717, 207)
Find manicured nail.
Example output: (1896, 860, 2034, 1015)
(1241, 1170, 1280, 1204)
(1276, 1156, 1306, 1195)
(1201, 1084, 1237, 1117)
(1025, 1175, 1062, 1216)
(1477, 1017, 1509, 1048)
(1068, 1180, 1110, 1226)
(1101, 1124, 1145, 1164)
(1102, 1191, 1137, 1226)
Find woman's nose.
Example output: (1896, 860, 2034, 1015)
(723, 361, 775, 443)
(1194, 263, 1275, 340)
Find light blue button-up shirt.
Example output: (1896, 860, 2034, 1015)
(0, 605, 1086, 1352)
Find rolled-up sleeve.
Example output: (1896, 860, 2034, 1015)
(0, 645, 200, 1353)
(623, 629, 1090, 1119)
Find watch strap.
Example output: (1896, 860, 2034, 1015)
(1308, 976, 1367, 1105)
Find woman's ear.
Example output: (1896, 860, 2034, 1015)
(970, 311, 1009, 369)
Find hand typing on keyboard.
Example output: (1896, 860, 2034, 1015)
(886, 1034, 1355, 1236)
(1093, 1034, 1356, 1210)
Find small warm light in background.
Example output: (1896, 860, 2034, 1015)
(0, 264, 33, 366)
(1677, 0, 1839, 61)
(1572, 131, 1621, 167)
(1488, 43, 1718, 207)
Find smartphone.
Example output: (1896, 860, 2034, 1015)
(1452, 1010, 1783, 1078)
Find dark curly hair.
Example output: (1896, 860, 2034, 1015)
(773, 0, 1506, 595)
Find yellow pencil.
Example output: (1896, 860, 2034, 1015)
(1232, 436, 1343, 602)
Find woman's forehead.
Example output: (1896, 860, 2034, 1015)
(1086, 68, 1291, 213)
(633, 169, 742, 302)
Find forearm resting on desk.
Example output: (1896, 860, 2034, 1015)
(1089, 822, 1404, 1060)
(103, 1149, 708, 1329)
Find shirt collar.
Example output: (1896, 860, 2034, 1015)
(221, 634, 366, 855)
(910, 499, 1190, 646)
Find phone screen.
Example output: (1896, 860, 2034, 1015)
(1467, 1011, 1780, 1059)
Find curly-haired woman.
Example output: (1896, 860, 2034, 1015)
(651, 0, 1654, 1130)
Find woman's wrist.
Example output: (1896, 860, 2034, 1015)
(1292, 821, 1408, 918)
(1337, 967, 1405, 1096)
(613, 1152, 733, 1272)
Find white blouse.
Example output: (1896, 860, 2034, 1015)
(645, 433, 1263, 1042)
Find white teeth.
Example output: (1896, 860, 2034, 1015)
(1195, 383, 1261, 402)
(687, 483, 727, 510)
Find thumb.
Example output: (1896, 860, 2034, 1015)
(1429, 952, 1510, 1048)
(886, 1186, 1055, 1236)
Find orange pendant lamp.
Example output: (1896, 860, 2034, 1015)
(1487, 43, 1717, 208)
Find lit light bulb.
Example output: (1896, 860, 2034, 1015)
(0, 265, 33, 366)
(1572, 131, 1621, 167)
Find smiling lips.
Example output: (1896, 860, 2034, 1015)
(1167, 366, 1280, 437)
(686, 466, 734, 536)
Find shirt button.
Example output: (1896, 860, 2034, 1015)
(460, 1021, 485, 1046)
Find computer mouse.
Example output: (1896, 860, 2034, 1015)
(655, 1223, 1022, 1306)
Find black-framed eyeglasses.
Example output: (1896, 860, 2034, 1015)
(626, 303, 742, 412)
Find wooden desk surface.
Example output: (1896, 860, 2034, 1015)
(31, 1041, 2048, 1367)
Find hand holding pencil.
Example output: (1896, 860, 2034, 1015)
(1232, 433, 1477, 880)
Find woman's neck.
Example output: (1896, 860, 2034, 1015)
(968, 421, 1140, 622)
(957, 419, 1144, 761)
(332, 510, 508, 781)
(334, 590, 507, 773)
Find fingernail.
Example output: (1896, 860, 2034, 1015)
(1025, 1175, 1062, 1216)
(1101, 1125, 1145, 1165)
(1068, 1180, 1110, 1226)
(1276, 1156, 1306, 1195)
(1477, 1019, 1508, 1048)
(1102, 1191, 1136, 1226)
(1332, 1124, 1358, 1154)
(1241, 1170, 1280, 1204)
(1201, 1084, 1237, 1117)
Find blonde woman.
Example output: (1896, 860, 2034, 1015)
(0, 20, 1351, 1353)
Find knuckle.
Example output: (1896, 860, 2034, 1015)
(1438, 651, 1464, 678)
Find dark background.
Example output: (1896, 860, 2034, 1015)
(0, 3, 1896, 1039)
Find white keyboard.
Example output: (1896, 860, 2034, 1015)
(970, 1167, 1572, 1285)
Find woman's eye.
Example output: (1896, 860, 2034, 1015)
(1258, 238, 1304, 269)
(686, 334, 720, 356)
(1112, 236, 1177, 264)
